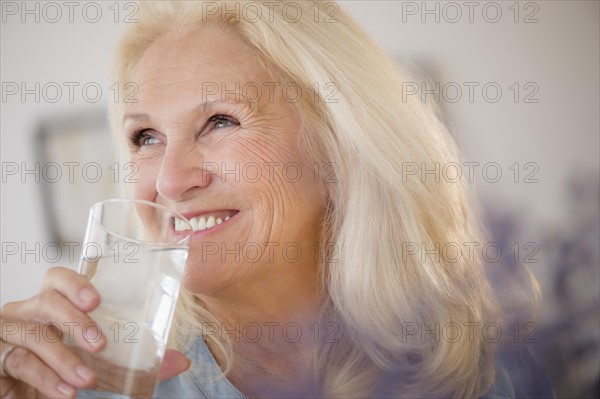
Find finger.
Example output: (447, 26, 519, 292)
(0, 375, 37, 398)
(0, 322, 96, 390)
(158, 349, 191, 381)
(1, 290, 106, 353)
(40, 266, 101, 312)
(2, 345, 77, 399)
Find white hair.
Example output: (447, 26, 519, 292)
(109, 1, 539, 397)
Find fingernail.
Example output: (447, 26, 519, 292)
(79, 287, 97, 304)
(183, 358, 192, 372)
(82, 327, 105, 350)
(75, 364, 95, 382)
(92, 332, 106, 348)
(176, 356, 192, 372)
(57, 382, 75, 396)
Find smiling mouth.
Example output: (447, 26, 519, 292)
(174, 210, 239, 233)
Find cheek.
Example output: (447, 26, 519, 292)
(131, 157, 161, 201)
(226, 135, 326, 220)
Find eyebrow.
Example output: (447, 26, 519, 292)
(122, 99, 254, 124)
(123, 112, 151, 123)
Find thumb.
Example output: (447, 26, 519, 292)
(158, 349, 191, 381)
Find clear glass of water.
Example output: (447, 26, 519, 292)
(73, 199, 192, 398)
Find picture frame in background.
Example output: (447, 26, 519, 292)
(35, 108, 119, 246)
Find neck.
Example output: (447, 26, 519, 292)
(199, 265, 323, 351)
(200, 244, 324, 339)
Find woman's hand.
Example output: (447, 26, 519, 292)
(0, 267, 105, 398)
(0, 267, 191, 399)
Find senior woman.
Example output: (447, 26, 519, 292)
(0, 1, 551, 398)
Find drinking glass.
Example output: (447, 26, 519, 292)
(73, 199, 192, 398)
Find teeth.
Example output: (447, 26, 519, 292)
(175, 218, 192, 232)
(206, 216, 216, 228)
(175, 213, 235, 232)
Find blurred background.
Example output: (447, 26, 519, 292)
(1, 1, 598, 397)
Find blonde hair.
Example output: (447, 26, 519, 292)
(110, 1, 538, 397)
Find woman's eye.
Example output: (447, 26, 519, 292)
(206, 115, 239, 132)
(130, 130, 160, 148)
(141, 135, 160, 146)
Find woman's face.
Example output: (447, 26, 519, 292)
(124, 26, 326, 295)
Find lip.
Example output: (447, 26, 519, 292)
(173, 209, 239, 239)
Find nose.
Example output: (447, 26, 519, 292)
(155, 143, 213, 201)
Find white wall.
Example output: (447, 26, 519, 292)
(1, 2, 126, 302)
